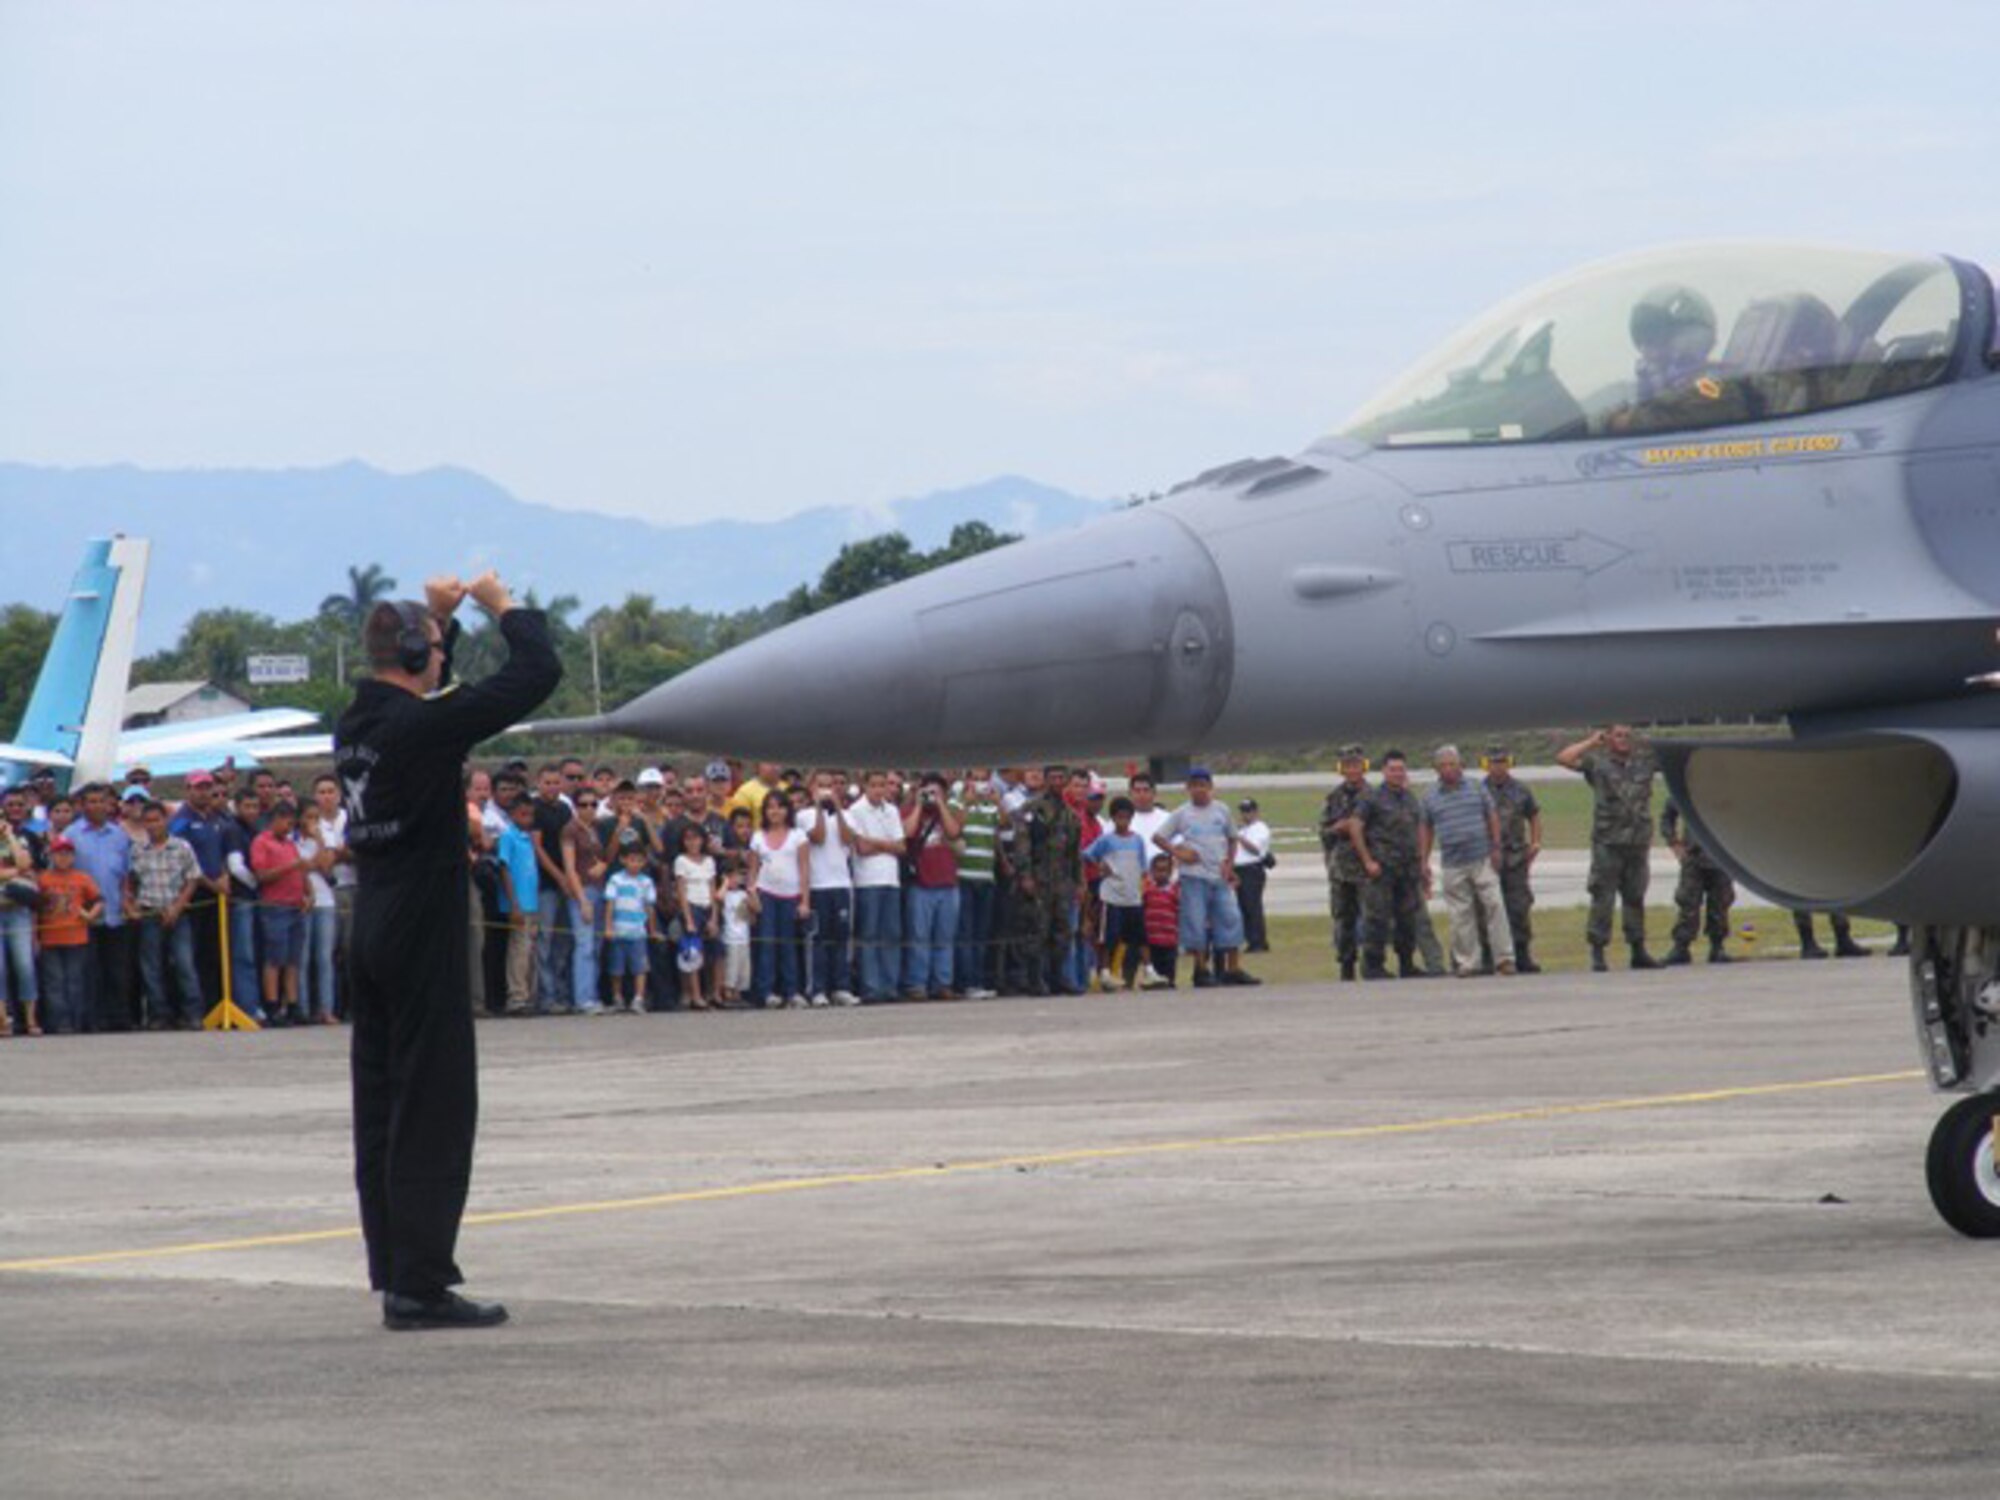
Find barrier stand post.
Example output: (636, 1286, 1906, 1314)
(202, 890, 261, 1031)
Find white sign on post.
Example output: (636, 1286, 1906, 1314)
(246, 653, 311, 686)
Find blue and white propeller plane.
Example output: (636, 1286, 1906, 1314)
(0, 537, 329, 790)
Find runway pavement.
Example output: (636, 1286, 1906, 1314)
(3, 963, 1992, 1498)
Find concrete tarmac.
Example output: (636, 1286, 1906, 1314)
(3, 963, 1994, 1498)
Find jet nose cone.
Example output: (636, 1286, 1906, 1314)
(602, 508, 1233, 763)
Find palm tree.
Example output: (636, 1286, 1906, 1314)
(318, 563, 399, 628)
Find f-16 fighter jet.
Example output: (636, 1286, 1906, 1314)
(541, 243, 2000, 1236)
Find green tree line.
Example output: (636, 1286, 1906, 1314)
(0, 523, 1019, 741)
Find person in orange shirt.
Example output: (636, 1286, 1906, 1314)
(34, 837, 102, 1035)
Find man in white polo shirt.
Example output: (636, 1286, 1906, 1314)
(845, 769, 905, 1003)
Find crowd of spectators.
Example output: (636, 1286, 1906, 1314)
(0, 755, 1269, 1035)
(464, 757, 1265, 1017)
(0, 763, 352, 1035)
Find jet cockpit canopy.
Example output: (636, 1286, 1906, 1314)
(1342, 243, 1967, 448)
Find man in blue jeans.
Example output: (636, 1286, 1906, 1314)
(222, 789, 265, 1019)
(127, 801, 207, 1027)
(1152, 767, 1260, 990)
(900, 771, 963, 999)
(528, 764, 574, 1011)
(845, 770, 905, 1002)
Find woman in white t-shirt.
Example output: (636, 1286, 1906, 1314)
(745, 793, 811, 1008)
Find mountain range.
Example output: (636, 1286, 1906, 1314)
(0, 462, 1112, 650)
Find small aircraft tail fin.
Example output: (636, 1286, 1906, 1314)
(14, 538, 150, 786)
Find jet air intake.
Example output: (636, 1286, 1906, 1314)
(1656, 732, 1998, 925)
(562, 507, 1234, 765)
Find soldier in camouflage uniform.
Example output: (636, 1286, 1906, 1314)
(1349, 750, 1432, 980)
(1006, 763, 1083, 995)
(1660, 799, 1734, 965)
(1557, 725, 1664, 972)
(1411, 891, 1448, 978)
(1319, 745, 1371, 982)
(1481, 745, 1543, 974)
(1793, 909, 1869, 960)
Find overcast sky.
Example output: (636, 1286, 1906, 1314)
(2, 1, 1993, 525)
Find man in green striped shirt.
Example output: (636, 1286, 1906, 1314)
(954, 770, 1000, 997)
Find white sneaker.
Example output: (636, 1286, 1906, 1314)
(965, 987, 996, 1000)
(1140, 966, 1168, 989)
(832, 989, 860, 1006)
(762, 995, 784, 1009)
(1098, 968, 1119, 991)
(785, 993, 809, 1009)
(810, 992, 830, 1007)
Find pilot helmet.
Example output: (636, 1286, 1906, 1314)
(1629, 283, 1717, 363)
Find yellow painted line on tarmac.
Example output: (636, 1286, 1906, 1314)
(0, 1068, 1923, 1275)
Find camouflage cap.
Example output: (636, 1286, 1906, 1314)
(1484, 742, 1512, 760)
(1336, 743, 1366, 763)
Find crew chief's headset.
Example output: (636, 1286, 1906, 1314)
(372, 601, 435, 676)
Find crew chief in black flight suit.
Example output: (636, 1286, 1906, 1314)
(336, 570, 560, 1330)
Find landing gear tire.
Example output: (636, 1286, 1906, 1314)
(1925, 1092, 2000, 1238)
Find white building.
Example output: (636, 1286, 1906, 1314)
(122, 680, 252, 730)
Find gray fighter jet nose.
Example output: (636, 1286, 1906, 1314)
(591, 507, 1233, 764)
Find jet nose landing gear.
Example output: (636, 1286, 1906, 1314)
(1912, 927, 2000, 1237)
(1926, 1093, 2000, 1238)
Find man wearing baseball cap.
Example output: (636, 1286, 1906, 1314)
(1232, 796, 1273, 953)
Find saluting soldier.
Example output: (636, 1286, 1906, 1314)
(1661, 799, 1735, 965)
(1557, 724, 1664, 973)
(1481, 745, 1543, 974)
(336, 571, 560, 1331)
(1318, 745, 1371, 982)
(1349, 750, 1430, 980)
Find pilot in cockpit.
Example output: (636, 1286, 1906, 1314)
(1604, 283, 1749, 434)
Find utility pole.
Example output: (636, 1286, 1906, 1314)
(589, 628, 602, 717)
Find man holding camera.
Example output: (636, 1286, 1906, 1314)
(799, 769, 858, 1005)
